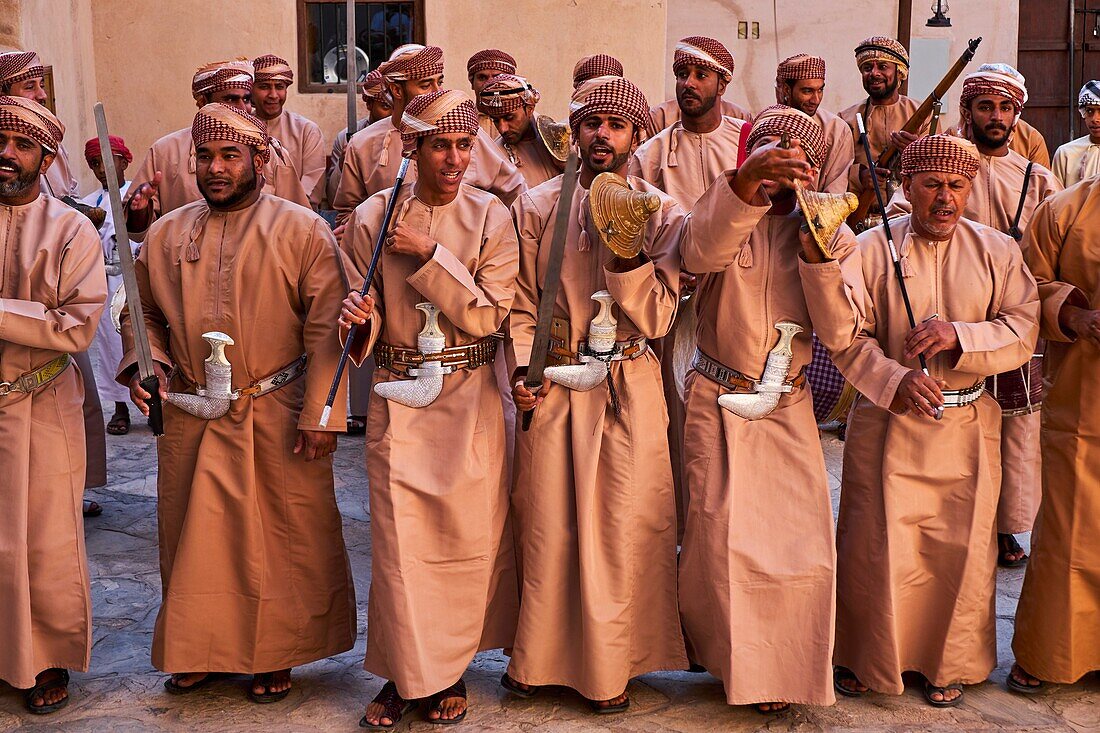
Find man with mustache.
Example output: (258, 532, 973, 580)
(119, 103, 356, 705)
(647, 36, 752, 136)
(0, 96, 106, 714)
(125, 60, 309, 241)
(325, 68, 392, 209)
(839, 36, 925, 200)
(1051, 81, 1100, 188)
(775, 54, 854, 194)
(478, 74, 564, 188)
(802, 134, 1039, 707)
(467, 49, 518, 136)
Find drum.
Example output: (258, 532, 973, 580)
(985, 354, 1044, 416)
(807, 334, 857, 425)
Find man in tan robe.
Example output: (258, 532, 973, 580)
(334, 44, 525, 227)
(678, 105, 849, 713)
(119, 103, 355, 702)
(1008, 173, 1100, 694)
(0, 96, 105, 713)
(647, 37, 751, 137)
(478, 74, 564, 188)
(1051, 81, 1100, 188)
(339, 90, 518, 728)
(802, 135, 1039, 707)
(326, 68, 392, 210)
(775, 54, 854, 194)
(126, 60, 309, 240)
(507, 75, 687, 712)
(252, 54, 326, 205)
(467, 49, 518, 136)
(1010, 118, 1050, 168)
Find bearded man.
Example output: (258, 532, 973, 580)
(775, 54, 853, 194)
(0, 96, 106, 715)
(478, 73, 564, 188)
(647, 37, 752, 137)
(467, 49, 518, 135)
(339, 89, 518, 729)
(126, 60, 309, 240)
(326, 68, 392, 207)
(802, 135, 1039, 707)
(252, 54, 326, 205)
(119, 103, 356, 703)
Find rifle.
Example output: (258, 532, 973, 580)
(848, 37, 982, 229)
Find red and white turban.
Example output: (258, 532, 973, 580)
(477, 74, 540, 116)
(568, 75, 649, 136)
(192, 60, 254, 103)
(380, 44, 444, 83)
(776, 54, 826, 83)
(572, 54, 623, 88)
(0, 95, 63, 152)
(900, 134, 980, 180)
(673, 36, 734, 82)
(399, 89, 479, 154)
(960, 63, 1027, 112)
(467, 49, 517, 77)
(192, 103, 273, 163)
(0, 50, 45, 89)
(855, 36, 909, 80)
(361, 68, 386, 99)
(84, 134, 132, 165)
(745, 105, 826, 167)
(253, 54, 294, 84)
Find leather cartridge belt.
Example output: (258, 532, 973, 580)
(375, 334, 499, 378)
(692, 349, 806, 393)
(0, 354, 71, 397)
(940, 381, 985, 408)
(546, 316, 648, 365)
(175, 354, 307, 398)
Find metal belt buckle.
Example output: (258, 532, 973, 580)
(0, 381, 12, 396)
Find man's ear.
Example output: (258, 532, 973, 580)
(386, 80, 403, 104)
(39, 150, 56, 174)
(717, 78, 729, 98)
(960, 104, 973, 125)
(901, 174, 912, 198)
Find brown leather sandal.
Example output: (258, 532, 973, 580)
(360, 681, 416, 729)
(426, 678, 467, 725)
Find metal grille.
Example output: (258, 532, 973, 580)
(303, 1, 416, 86)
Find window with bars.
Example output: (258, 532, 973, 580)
(296, 0, 424, 93)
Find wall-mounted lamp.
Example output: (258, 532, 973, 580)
(927, 0, 951, 27)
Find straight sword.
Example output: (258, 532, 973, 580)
(346, 0, 358, 142)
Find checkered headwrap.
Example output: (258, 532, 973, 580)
(400, 89, 479, 154)
(192, 60, 254, 102)
(568, 76, 649, 136)
(674, 36, 734, 82)
(380, 44, 444, 83)
(0, 95, 63, 152)
(467, 49, 517, 77)
(361, 68, 386, 99)
(1079, 80, 1100, 112)
(855, 36, 909, 80)
(572, 54, 623, 88)
(253, 54, 294, 84)
(745, 105, 826, 167)
(961, 63, 1027, 112)
(899, 134, 980, 180)
(477, 74, 540, 116)
(0, 51, 45, 89)
(776, 54, 826, 82)
(192, 103, 272, 163)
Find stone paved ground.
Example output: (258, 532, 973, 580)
(1, 417, 1098, 732)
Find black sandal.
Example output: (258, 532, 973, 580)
(998, 533, 1029, 568)
(923, 680, 963, 708)
(588, 691, 630, 715)
(106, 412, 131, 435)
(25, 668, 70, 715)
(426, 678, 467, 725)
(82, 500, 103, 518)
(248, 670, 292, 703)
(833, 666, 866, 697)
(164, 672, 217, 694)
(1007, 664, 1044, 695)
(360, 681, 417, 729)
(754, 701, 790, 714)
(500, 673, 538, 698)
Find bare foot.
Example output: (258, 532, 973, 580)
(755, 701, 790, 713)
(252, 668, 292, 697)
(1010, 664, 1043, 690)
(29, 669, 69, 708)
(363, 681, 410, 727)
(427, 694, 467, 721)
(170, 672, 210, 690)
(591, 691, 629, 711)
(834, 666, 869, 694)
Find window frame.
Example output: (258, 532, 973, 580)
(295, 0, 426, 95)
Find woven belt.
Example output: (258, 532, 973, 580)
(0, 354, 72, 397)
(236, 355, 308, 398)
(375, 334, 499, 378)
(692, 349, 806, 393)
(941, 381, 985, 408)
(548, 336, 648, 364)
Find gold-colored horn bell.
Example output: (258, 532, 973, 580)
(795, 188, 859, 259)
(589, 172, 662, 258)
(535, 114, 571, 162)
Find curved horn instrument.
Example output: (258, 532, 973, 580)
(589, 172, 662, 258)
(535, 114, 572, 163)
(796, 188, 859, 259)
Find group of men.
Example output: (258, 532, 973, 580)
(1, 27, 1097, 730)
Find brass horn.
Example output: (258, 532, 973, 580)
(535, 114, 571, 162)
(589, 172, 661, 258)
(777, 133, 857, 259)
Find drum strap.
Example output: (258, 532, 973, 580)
(1007, 161, 1034, 241)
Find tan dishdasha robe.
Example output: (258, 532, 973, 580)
(494, 134, 563, 189)
(342, 182, 519, 699)
(1010, 119, 1051, 168)
(802, 215, 1039, 693)
(118, 193, 356, 674)
(1013, 180, 1100, 683)
(647, 97, 752, 137)
(816, 108, 856, 195)
(677, 176, 851, 706)
(0, 194, 105, 688)
(41, 143, 79, 199)
(264, 110, 327, 206)
(838, 95, 921, 195)
(507, 175, 688, 700)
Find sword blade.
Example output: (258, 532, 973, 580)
(346, 0, 358, 141)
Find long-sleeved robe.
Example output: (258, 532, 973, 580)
(41, 143, 79, 198)
(838, 95, 922, 194)
(646, 97, 752, 138)
(128, 127, 310, 240)
(0, 194, 106, 689)
(817, 107, 856, 195)
(507, 175, 688, 700)
(1009, 119, 1050, 168)
(264, 110, 327, 206)
(118, 193, 356, 674)
(802, 215, 1039, 693)
(326, 117, 373, 208)
(1050, 134, 1100, 189)
(677, 177, 847, 707)
(342, 182, 519, 699)
(1014, 180, 1100, 683)
(494, 134, 564, 189)
(333, 116, 526, 225)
